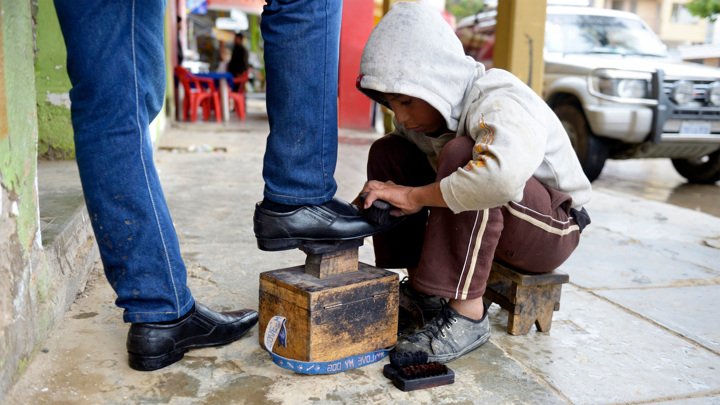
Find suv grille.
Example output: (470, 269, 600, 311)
(662, 79, 720, 118)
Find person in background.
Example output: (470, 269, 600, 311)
(216, 46, 232, 74)
(177, 16, 184, 65)
(227, 32, 249, 81)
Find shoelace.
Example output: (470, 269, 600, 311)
(421, 299, 457, 340)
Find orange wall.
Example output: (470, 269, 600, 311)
(338, 0, 374, 129)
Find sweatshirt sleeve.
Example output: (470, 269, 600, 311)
(440, 91, 546, 213)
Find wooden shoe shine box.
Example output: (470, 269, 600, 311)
(259, 259, 398, 363)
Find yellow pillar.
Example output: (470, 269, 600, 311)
(493, 0, 547, 95)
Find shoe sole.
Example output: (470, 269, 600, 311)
(256, 235, 369, 252)
(127, 319, 258, 371)
(428, 330, 491, 364)
(128, 348, 186, 371)
(256, 237, 303, 252)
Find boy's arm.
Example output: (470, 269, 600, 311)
(441, 92, 546, 213)
(361, 180, 446, 216)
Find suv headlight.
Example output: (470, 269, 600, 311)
(706, 81, 720, 106)
(617, 79, 648, 99)
(671, 80, 695, 105)
(588, 68, 657, 106)
(597, 78, 648, 98)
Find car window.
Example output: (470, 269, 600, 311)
(545, 13, 668, 57)
(456, 13, 496, 68)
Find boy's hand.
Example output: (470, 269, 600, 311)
(360, 180, 447, 216)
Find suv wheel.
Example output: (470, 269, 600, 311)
(671, 150, 720, 184)
(553, 103, 609, 182)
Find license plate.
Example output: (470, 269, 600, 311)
(680, 120, 712, 135)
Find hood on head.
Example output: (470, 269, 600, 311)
(356, 0, 480, 131)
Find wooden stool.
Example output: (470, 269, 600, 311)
(482, 261, 569, 335)
(258, 239, 398, 362)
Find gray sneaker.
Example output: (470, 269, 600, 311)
(394, 301, 490, 363)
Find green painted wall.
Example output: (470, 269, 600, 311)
(34, 0, 73, 160)
(1, 0, 40, 250)
(32, 0, 173, 153)
(0, 0, 41, 401)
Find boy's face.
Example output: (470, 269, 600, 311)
(385, 94, 445, 134)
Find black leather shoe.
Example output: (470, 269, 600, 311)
(126, 303, 258, 371)
(253, 198, 399, 251)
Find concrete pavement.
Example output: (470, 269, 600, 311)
(6, 98, 720, 404)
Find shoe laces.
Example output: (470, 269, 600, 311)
(419, 299, 457, 340)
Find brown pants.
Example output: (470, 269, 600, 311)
(368, 135, 582, 299)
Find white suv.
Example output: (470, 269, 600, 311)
(457, 6, 720, 183)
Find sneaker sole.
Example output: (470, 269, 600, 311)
(428, 330, 491, 364)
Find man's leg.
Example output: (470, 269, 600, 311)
(55, 0, 190, 323)
(54, 0, 257, 371)
(261, 0, 341, 205)
(254, 0, 394, 252)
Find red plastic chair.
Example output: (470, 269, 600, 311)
(174, 66, 221, 122)
(228, 71, 250, 121)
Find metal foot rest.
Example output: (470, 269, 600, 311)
(482, 261, 569, 335)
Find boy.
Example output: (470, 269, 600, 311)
(355, 1, 592, 363)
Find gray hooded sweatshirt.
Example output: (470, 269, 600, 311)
(357, 1, 592, 214)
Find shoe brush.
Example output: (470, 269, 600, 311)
(389, 351, 428, 368)
(359, 193, 396, 225)
(383, 351, 455, 391)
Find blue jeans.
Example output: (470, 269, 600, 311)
(55, 0, 194, 323)
(261, 0, 342, 205)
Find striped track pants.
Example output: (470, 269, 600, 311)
(368, 135, 583, 299)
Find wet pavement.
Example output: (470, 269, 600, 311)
(593, 159, 720, 219)
(6, 98, 720, 404)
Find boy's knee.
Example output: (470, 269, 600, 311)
(437, 136, 474, 177)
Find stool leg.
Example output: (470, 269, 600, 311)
(508, 310, 535, 335)
(535, 285, 563, 332)
(508, 285, 562, 335)
(535, 313, 554, 332)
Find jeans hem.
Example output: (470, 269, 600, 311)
(263, 188, 337, 206)
(122, 297, 195, 324)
